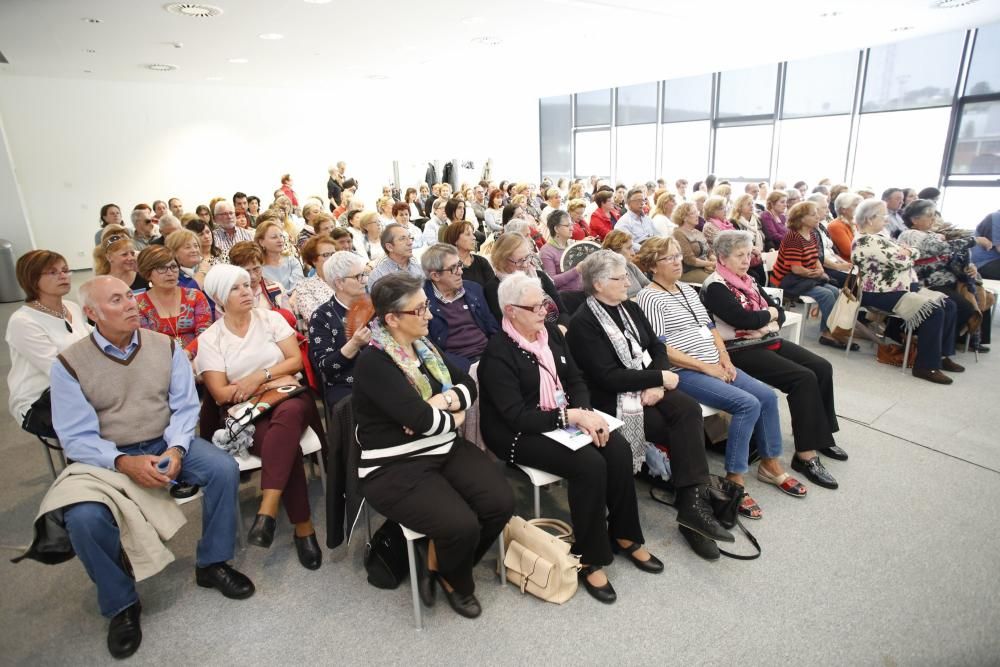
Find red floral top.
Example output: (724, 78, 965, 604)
(136, 288, 212, 349)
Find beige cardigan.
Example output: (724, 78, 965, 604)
(22, 463, 186, 581)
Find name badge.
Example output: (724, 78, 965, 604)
(462, 304, 468, 309)
(560, 356, 566, 364)
(554, 389, 567, 408)
(699, 326, 712, 340)
(641, 350, 652, 368)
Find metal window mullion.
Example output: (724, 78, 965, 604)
(654, 81, 663, 180)
(769, 62, 785, 184)
(709, 72, 720, 176)
(940, 28, 976, 190)
(845, 49, 869, 187)
(610, 90, 618, 183)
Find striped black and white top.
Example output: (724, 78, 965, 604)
(352, 345, 476, 479)
(637, 283, 720, 370)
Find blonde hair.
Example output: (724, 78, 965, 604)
(376, 196, 394, 214)
(567, 198, 587, 214)
(672, 202, 698, 226)
(703, 196, 727, 221)
(633, 236, 679, 273)
(711, 184, 731, 200)
(728, 194, 754, 224)
(93, 236, 135, 275)
(601, 229, 633, 253)
(653, 192, 676, 217)
(786, 201, 818, 231)
(254, 220, 284, 245)
(164, 229, 200, 254)
(490, 232, 530, 272)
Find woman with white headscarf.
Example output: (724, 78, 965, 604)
(195, 265, 325, 570)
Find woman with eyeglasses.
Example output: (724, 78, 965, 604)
(484, 232, 571, 330)
(289, 235, 337, 333)
(94, 234, 146, 292)
(7, 250, 91, 434)
(353, 273, 513, 619)
(539, 210, 584, 292)
(134, 246, 211, 353)
(443, 220, 495, 287)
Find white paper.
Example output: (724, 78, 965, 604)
(542, 410, 625, 450)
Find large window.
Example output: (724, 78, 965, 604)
(950, 101, 1000, 176)
(775, 115, 852, 185)
(575, 89, 611, 127)
(660, 121, 710, 182)
(574, 129, 610, 178)
(718, 64, 777, 119)
(852, 107, 951, 189)
(714, 124, 773, 180)
(662, 74, 712, 122)
(966, 22, 1000, 96)
(616, 82, 658, 126)
(615, 124, 657, 186)
(539, 95, 571, 176)
(862, 31, 965, 112)
(939, 186, 999, 229)
(782, 51, 859, 118)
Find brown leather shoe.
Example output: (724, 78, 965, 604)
(941, 357, 965, 373)
(913, 367, 953, 385)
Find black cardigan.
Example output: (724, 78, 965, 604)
(461, 253, 497, 287)
(484, 271, 571, 328)
(566, 300, 669, 417)
(478, 325, 591, 460)
(701, 282, 786, 351)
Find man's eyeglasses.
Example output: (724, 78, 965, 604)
(153, 263, 180, 274)
(347, 271, 370, 282)
(438, 262, 463, 276)
(395, 301, 430, 317)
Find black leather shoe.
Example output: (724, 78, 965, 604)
(435, 574, 481, 618)
(612, 541, 664, 573)
(107, 601, 142, 659)
(195, 562, 256, 599)
(294, 533, 322, 570)
(791, 455, 839, 489)
(247, 514, 276, 548)
(819, 445, 849, 461)
(941, 357, 965, 373)
(578, 566, 617, 604)
(169, 483, 200, 500)
(679, 526, 720, 561)
(676, 485, 735, 543)
(415, 541, 436, 607)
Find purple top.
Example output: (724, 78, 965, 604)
(760, 210, 788, 249)
(539, 243, 583, 292)
(437, 298, 488, 360)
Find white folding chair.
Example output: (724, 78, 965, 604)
(763, 286, 802, 344)
(845, 306, 913, 374)
(515, 465, 563, 519)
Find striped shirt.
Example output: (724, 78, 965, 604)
(637, 283, 719, 370)
(770, 230, 819, 286)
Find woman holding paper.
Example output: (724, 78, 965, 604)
(478, 273, 662, 605)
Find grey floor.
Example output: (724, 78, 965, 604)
(1, 272, 999, 666)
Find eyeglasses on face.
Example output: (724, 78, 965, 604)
(153, 263, 180, 274)
(438, 262, 463, 275)
(607, 273, 631, 283)
(395, 300, 430, 317)
(347, 271, 370, 282)
(509, 302, 547, 315)
(657, 254, 683, 263)
(317, 251, 336, 260)
(507, 255, 531, 268)
(41, 267, 72, 278)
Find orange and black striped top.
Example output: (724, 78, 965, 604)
(770, 230, 820, 286)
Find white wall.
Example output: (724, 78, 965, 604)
(0, 112, 34, 261)
(0, 76, 539, 269)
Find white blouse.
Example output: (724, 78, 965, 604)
(195, 309, 296, 382)
(6, 302, 91, 421)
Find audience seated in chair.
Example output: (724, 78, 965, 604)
(484, 232, 571, 330)
(289, 234, 336, 333)
(367, 223, 424, 290)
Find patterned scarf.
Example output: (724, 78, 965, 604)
(716, 261, 769, 311)
(585, 296, 648, 473)
(368, 319, 452, 399)
(502, 317, 562, 410)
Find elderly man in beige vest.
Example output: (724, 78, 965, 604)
(45, 276, 253, 659)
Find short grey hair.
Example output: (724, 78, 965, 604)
(380, 223, 405, 252)
(578, 249, 625, 296)
(213, 200, 234, 216)
(420, 243, 458, 275)
(504, 219, 532, 237)
(131, 208, 150, 225)
(322, 250, 365, 285)
(497, 273, 542, 315)
(713, 230, 754, 258)
(834, 192, 862, 215)
(855, 198, 886, 228)
(370, 273, 425, 324)
(807, 193, 828, 207)
(157, 213, 180, 233)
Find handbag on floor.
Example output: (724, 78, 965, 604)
(502, 516, 580, 604)
(364, 520, 409, 589)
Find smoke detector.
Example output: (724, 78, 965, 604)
(164, 3, 223, 18)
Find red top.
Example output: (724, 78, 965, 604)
(570, 218, 590, 241)
(771, 230, 820, 286)
(136, 287, 212, 349)
(589, 208, 614, 241)
(280, 184, 299, 208)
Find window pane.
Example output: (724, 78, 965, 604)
(862, 31, 964, 112)
(782, 51, 859, 118)
(615, 124, 657, 186)
(616, 82, 658, 126)
(539, 95, 571, 176)
(951, 101, 1000, 175)
(775, 115, 852, 186)
(714, 124, 773, 180)
(661, 120, 710, 183)
(662, 74, 712, 122)
(939, 186, 1000, 230)
(966, 22, 1000, 96)
(718, 64, 777, 118)
(575, 89, 611, 127)
(574, 130, 610, 178)
(852, 107, 951, 191)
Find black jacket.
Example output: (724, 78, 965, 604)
(483, 271, 570, 328)
(324, 395, 363, 549)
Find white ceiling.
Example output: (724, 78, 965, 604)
(0, 0, 999, 97)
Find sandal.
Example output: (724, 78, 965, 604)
(819, 336, 860, 352)
(757, 465, 807, 498)
(738, 494, 762, 520)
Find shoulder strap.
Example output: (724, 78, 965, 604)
(649, 486, 761, 561)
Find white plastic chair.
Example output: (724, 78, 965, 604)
(515, 465, 563, 519)
(844, 306, 913, 374)
(763, 286, 802, 344)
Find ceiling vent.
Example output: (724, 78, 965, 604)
(164, 3, 224, 18)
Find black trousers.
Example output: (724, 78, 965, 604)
(729, 340, 839, 452)
(979, 260, 1000, 280)
(360, 439, 514, 596)
(643, 389, 710, 488)
(505, 431, 643, 567)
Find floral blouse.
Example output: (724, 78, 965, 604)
(290, 275, 335, 334)
(897, 230, 976, 289)
(136, 287, 212, 349)
(851, 233, 921, 293)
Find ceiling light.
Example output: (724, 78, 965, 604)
(890, 25, 915, 32)
(164, 3, 224, 18)
(83, 70, 93, 74)
(471, 36, 502, 47)
(146, 63, 178, 71)
(303, 0, 332, 4)
(258, 33, 284, 40)
(933, 0, 978, 7)
(228, 57, 248, 64)
(82, 17, 102, 23)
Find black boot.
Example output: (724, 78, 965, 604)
(676, 484, 735, 543)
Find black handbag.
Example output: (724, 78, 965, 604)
(649, 474, 761, 560)
(22, 388, 57, 440)
(363, 520, 409, 589)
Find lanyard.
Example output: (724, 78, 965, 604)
(652, 280, 700, 325)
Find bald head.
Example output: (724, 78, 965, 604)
(79, 275, 140, 339)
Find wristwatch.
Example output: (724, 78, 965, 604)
(263, 367, 272, 382)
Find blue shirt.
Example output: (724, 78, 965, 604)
(367, 256, 425, 291)
(614, 210, 659, 250)
(50, 329, 200, 470)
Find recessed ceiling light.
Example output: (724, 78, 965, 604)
(82, 17, 102, 23)
(228, 57, 248, 64)
(146, 63, 178, 72)
(258, 33, 284, 40)
(83, 70, 93, 74)
(933, 0, 978, 7)
(471, 36, 502, 46)
(164, 3, 223, 18)
(890, 25, 915, 32)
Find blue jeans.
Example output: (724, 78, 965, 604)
(63, 437, 239, 617)
(676, 368, 783, 474)
(802, 283, 839, 333)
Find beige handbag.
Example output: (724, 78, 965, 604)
(502, 516, 580, 604)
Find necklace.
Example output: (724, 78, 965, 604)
(30, 300, 73, 333)
(151, 289, 184, 346)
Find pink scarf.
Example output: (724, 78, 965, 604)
(502, 317, 562, 410)
(716, 261, 769, 311)
(710, 217, 735, 232)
